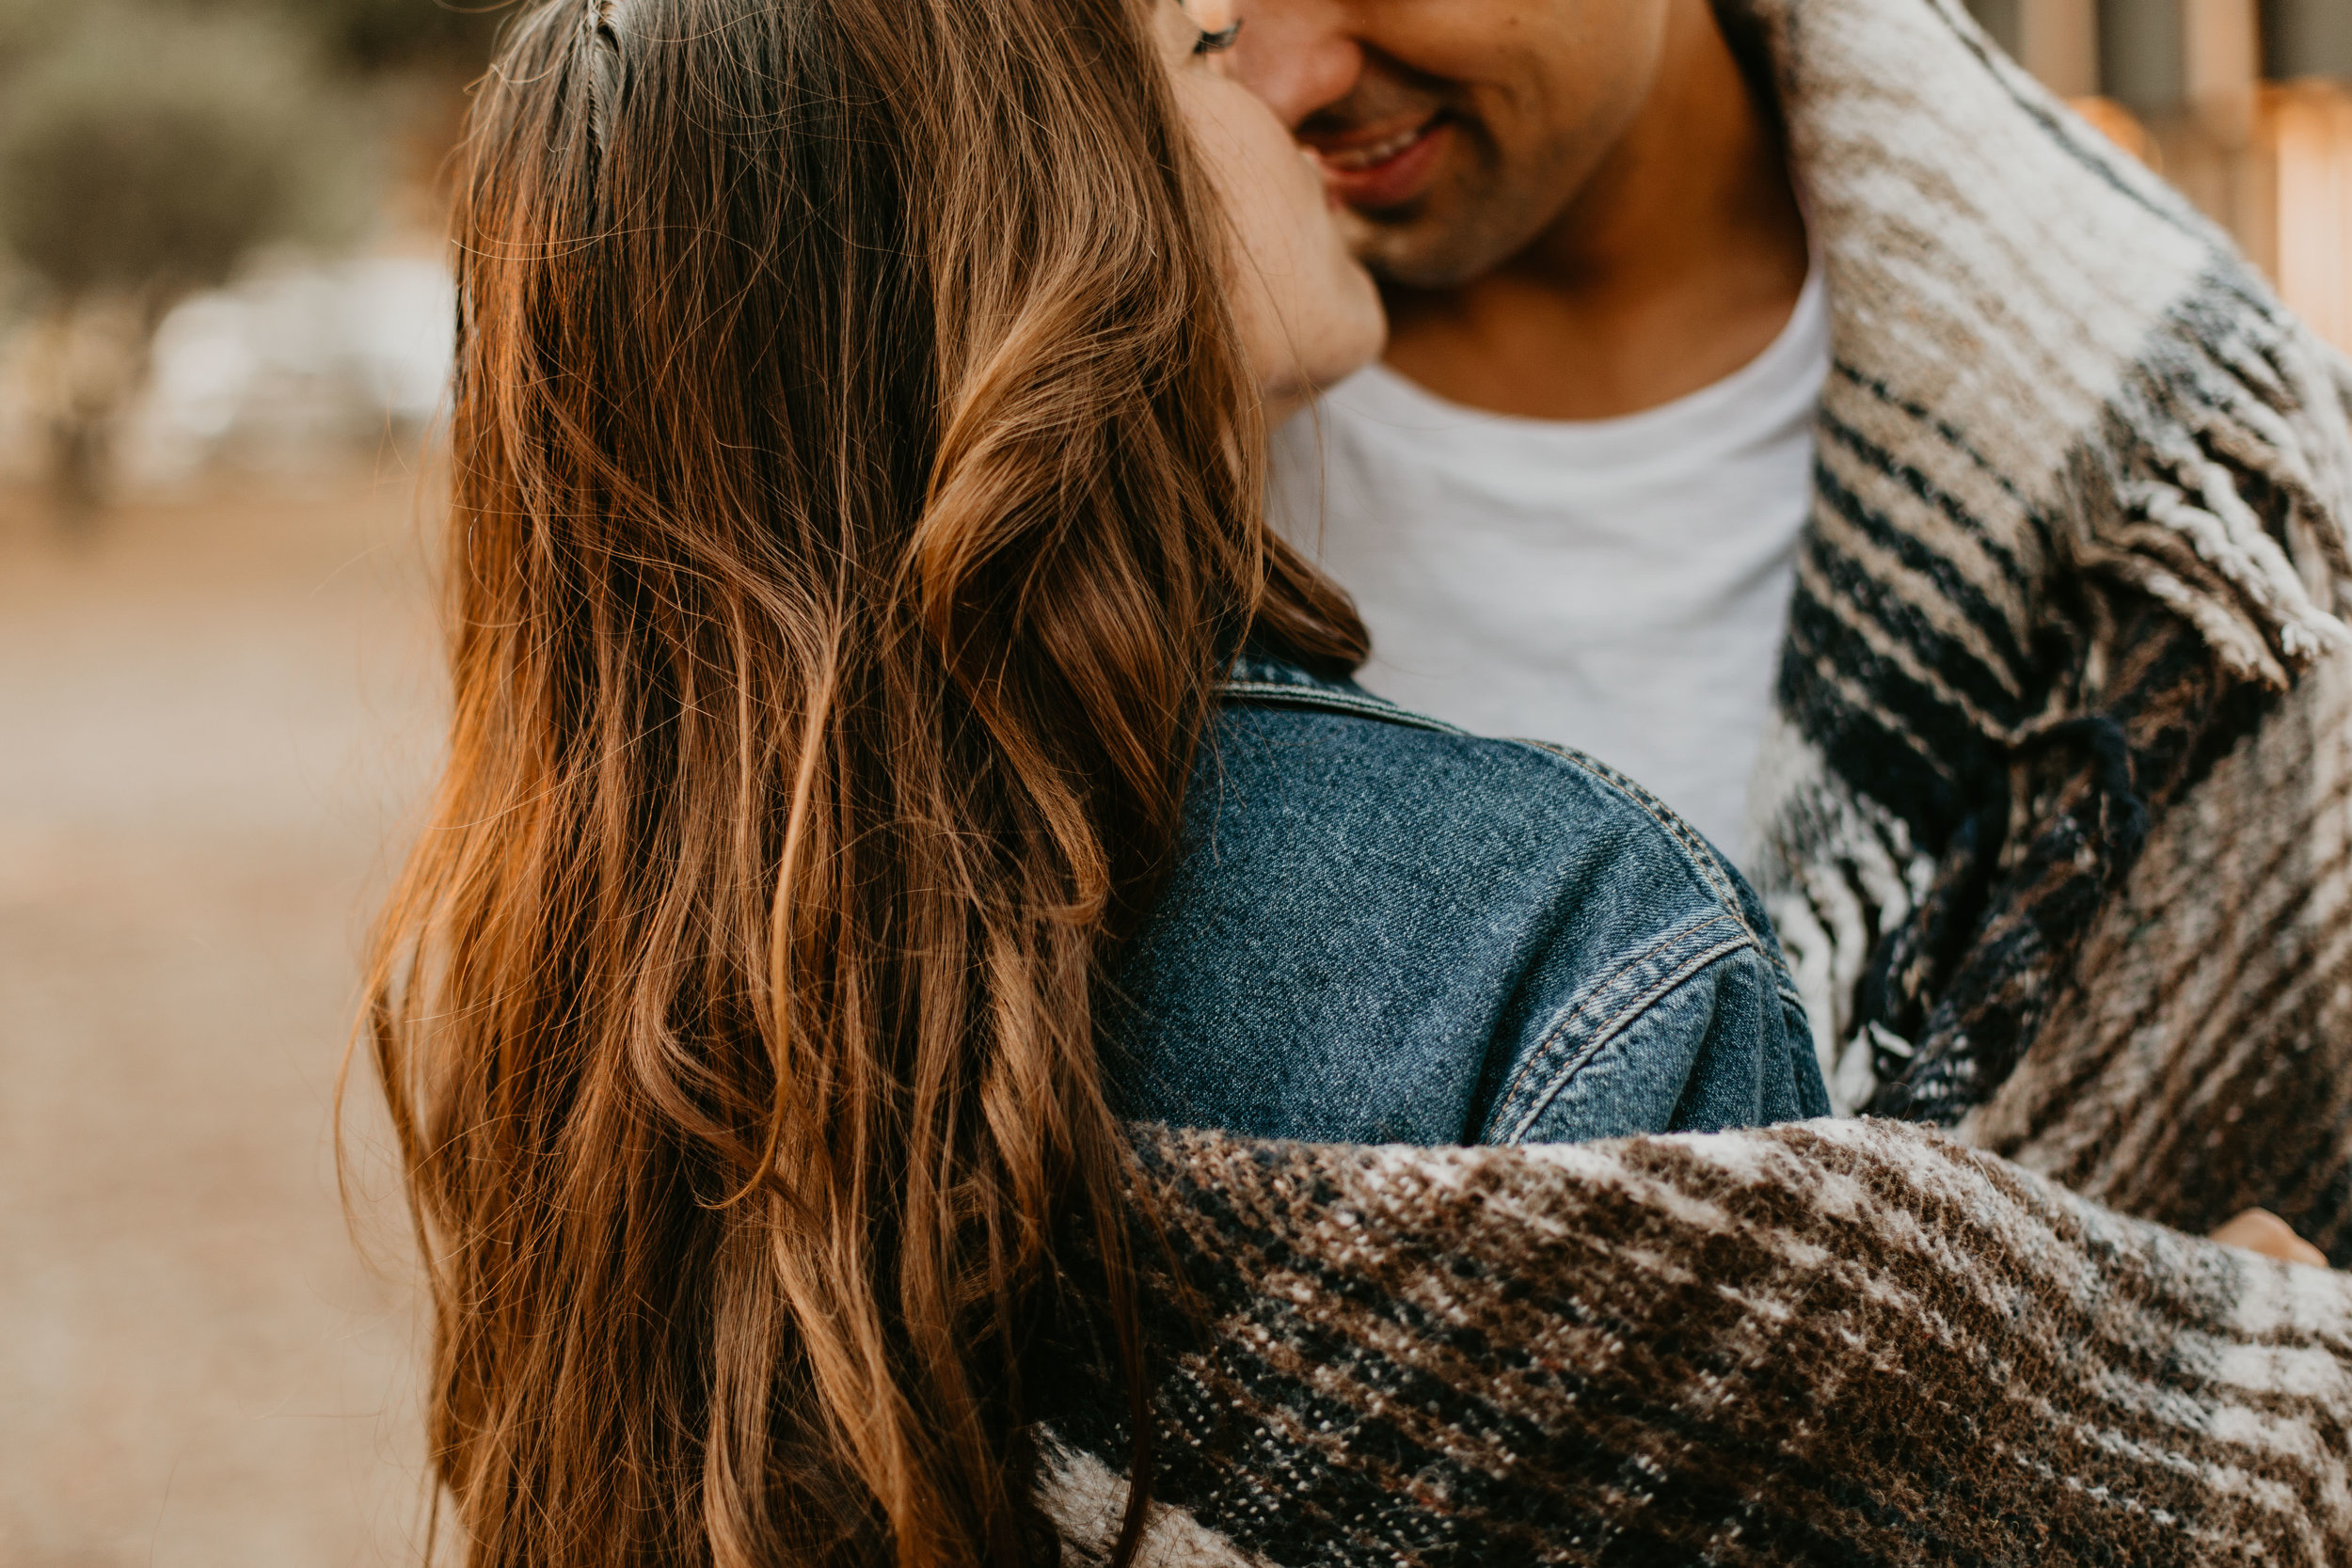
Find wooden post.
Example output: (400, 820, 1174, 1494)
(2185, 0, 2262, 143)
(2021, 0, 2102, 97)
(2264, 0, 2352, 83)
(2267, 82, 2352, 351)
(2098, 0, 2268, 254)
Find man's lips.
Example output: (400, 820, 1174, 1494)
(1307, 116, 1449, 213)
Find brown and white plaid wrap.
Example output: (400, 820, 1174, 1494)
(1731, 0, 2352, 1243)
(1039, 1121, 2352, 1566)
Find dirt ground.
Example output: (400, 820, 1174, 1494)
(0, 464, 445, 1564)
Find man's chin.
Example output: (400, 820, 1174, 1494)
(1345, 210, 1506, 293)
(1345, 182, 1567, 293)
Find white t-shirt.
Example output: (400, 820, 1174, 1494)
(1268, 268, 1829, 861)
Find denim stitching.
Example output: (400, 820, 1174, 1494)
(1215, 685, 1756, 957)
(1216, 680, 1467, 735)
(1512, 738, 1808, 1000)
(1496, 929, 1757, 1145)
(1485, 911, 1748, 1136)
(1212, 680, 1811, 1091)
(1511, 740, 1750, 925)
(1218, 685, 1780, 956)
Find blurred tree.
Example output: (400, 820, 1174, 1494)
(0, 7, 357, 531)
(136, 0, 509, 74)
(291, 0, 508, 73)
(0, 0, 66, 78)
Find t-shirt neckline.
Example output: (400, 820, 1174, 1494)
(1338, 264, 1829, 465)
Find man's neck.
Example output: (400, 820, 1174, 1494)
(1379, 0, 1810, 422)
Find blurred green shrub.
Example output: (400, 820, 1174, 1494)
(0, 6, 359, 526)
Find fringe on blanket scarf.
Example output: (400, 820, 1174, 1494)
(1033, 1123, 2352, 1567)
(1729, 0, 2352, 1228)
(2073, 289, 2352, 690)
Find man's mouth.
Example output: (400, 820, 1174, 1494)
(1306, 115, 1450, 214)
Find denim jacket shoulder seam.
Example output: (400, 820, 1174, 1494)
(1507, 739, 1746, 917)
(1484, 911, 1754, 1137)
(1216, 679, 1466, 735)
(1487, 911, 1735, 1117)
(1215, 678, 1808, 1088)
(1490, 927, 1761, 1145)
(1504, 738, 1799, 990)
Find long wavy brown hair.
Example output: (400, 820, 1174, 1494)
(361, 0, 1363, 1562)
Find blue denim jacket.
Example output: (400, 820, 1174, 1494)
(1104, 654, 1830, 1146)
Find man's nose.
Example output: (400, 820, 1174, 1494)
(1231, 0, 1365, 132)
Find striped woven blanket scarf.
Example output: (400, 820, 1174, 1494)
(1027, 0, 2352, 1559)
(1036, 1121, 2352, 1565)
(1729, 0, 2352, 1242)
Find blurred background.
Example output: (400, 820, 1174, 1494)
(0, 3, 496, 1563)
(1967, 0, 2352, 347)
(0, 0, 2344, 1563)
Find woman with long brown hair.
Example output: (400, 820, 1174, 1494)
(366, 0, 1825, 1560)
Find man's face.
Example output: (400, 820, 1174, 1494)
(1232, 0, 1673, 289)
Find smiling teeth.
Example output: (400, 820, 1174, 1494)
(1321, 123, 1431, 172)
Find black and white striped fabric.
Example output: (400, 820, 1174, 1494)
(1718, 0, 2352, 1247)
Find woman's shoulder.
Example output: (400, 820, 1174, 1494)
(1212, 652, 1762, 927)
(1104, 653, 1824, 1148)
